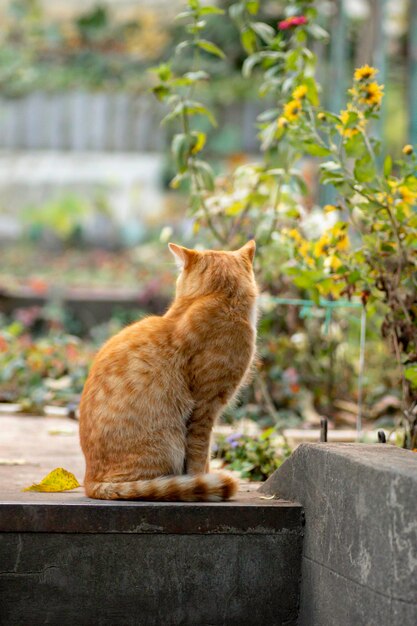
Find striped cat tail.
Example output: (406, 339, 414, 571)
(85, 472, 238, 502)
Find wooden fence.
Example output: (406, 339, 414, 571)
(0, 92, 261, 153)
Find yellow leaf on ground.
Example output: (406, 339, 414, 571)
(23, 468, 80, 492)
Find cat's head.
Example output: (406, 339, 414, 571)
(168, 241, 257, 299)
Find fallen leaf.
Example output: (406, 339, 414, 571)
(23, 468, 80, 492)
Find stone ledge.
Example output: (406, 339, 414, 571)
(260, 443, 417, 626)
(0, 492, 302, 535)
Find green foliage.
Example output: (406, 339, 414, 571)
(213, 429, 290, 481)
(22, 194, 89, 243)
(0, 322, 91, 412)
(156, 0, 417, 448)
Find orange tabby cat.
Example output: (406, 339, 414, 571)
(79, 240, 257, 501)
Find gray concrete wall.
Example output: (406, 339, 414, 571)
(0, 490, 303, 625)
(0, 531, 302, 626)
(260, 443, 417, 626)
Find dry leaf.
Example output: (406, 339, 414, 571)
(23, 467, 80, 492)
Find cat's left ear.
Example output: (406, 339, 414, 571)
(168, 243, 195, 270)
(237, 239, 256, 264)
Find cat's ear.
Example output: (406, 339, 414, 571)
(237, 239, 256, 264)
(168, 243, 195, 270)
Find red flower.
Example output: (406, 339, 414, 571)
(278, 15, 308, 30)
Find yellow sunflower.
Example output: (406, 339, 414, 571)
(288, 228, 303, 243)
(354, 65, 377, 81)
(314, 235, 330, 257)
(284, 99, 302, 122)
(292, 85, 308, 100)
(360, 82, 384, 107)
(398, 185, 417, 205)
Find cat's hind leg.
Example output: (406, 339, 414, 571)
(185, 402, 222, 474)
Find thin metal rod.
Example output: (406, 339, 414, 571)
(320, 418, 328, 442)
(357, 308, 367, 440)
(378, 430, 387, 443)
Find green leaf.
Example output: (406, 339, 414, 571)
(404, 365, 417, 388)
(320, 161, 341, 172)
(242, 52, 263, 78)
(229, 2, 244, 24)
(200, 6, 225, 15)
(251, 22, 275, 43)
(241, 28, 257, 54)
(344, 134, 365, 158)
(302, 142, 331, 157)
(184, 100, 217, 126)
(170, 172, 189, 189)
(151, 63, 171, 81)
(354, 155, 376, 183)
(192, 160, 215, 191)
(172, 133, 194, 172)
(151, 85, 170, 101)
(383, 155, 392, 177)
(257, 108, 280, 122)
(184, 70, 209, 82)
(175, 10, 193, 21)
(303, 77, 320, 106)
(246, 0, 260, 14)
(307, 23, 329, 41)
(196, 39, 225, 58)
(405, 175, 417, 191)
(176, 41, 191, 55)
(286, 48, 300, 71)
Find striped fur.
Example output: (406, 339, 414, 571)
(85, 472, 238, 502)
(79, 241, 257, 501)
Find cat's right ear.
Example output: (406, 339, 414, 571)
(168, 243, 195, 270)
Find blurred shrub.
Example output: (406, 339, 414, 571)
(213, 428, 290, 481)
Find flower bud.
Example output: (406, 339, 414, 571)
(402, 144, 413, 155)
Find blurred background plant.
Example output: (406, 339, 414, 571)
(1, 0, 416, 471)
(152, 0, 416, 448)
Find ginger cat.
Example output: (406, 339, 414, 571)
(79, 240, 257, 501)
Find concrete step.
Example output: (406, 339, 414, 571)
(0, 417, 303, 626)
(0, 492, 303, 626)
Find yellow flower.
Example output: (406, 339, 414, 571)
(360, 82, 384, 107)
(284, 99, 302, 122)
(324, 204, 338, 213)
(292, 85, 308, 100)
(402, 144, 413, 155)
(398, 185, 417, 205)
(277, 116, 288, 129)
(387, 179, 399, 191)
(299, 240, 310, 258)
(376, 191, 394, 205)
(354, 65, 377, 81)
(314, 235, 330, 257)
(329, 255, 343, 271)
(335, 234, 349, 252)
(288, 228, 303, 243)
(337, 108, 366, 138)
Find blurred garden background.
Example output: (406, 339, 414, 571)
(1, 0, 416, 477)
